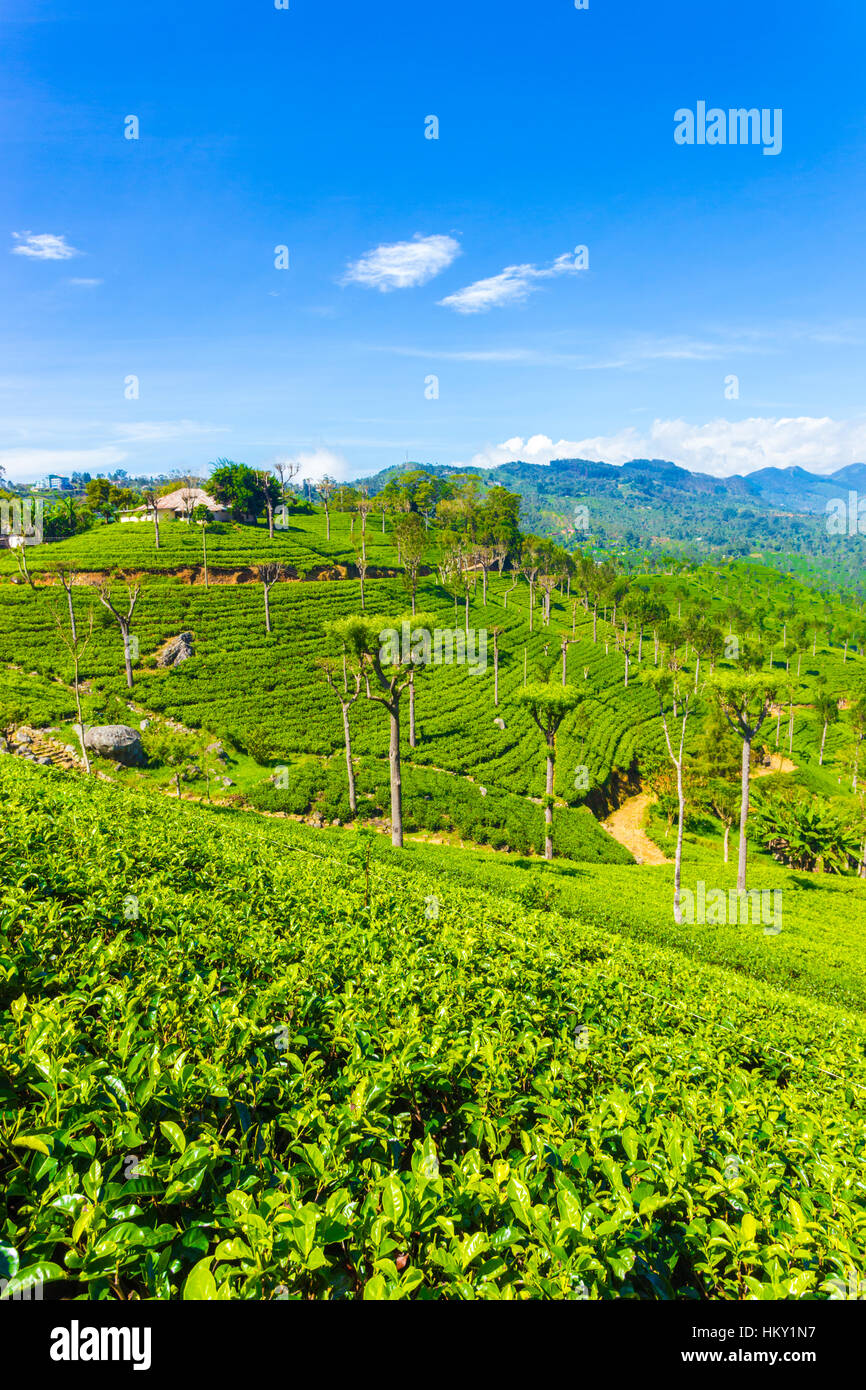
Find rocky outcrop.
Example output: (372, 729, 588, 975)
(80, 725, 147, 767)
(156, 632, 195, 667)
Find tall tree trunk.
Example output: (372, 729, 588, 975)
(202, 527, 208, 588)
(72, 652, 90, 775)
(737, 736, 751, 891)
(544, 741, 554, 860)
(264, 586, 271, 634)
(342, 705, 357, 814)
(409, 671, 416, 748)
(388, 704, 403, 848)
(723, 823, 730, 863)
(494, 634, 499, 706)
(819, 721, 828, 765)
(673, 753, 685, 922)
(592, 603, 597, 643)
(122, 626, 134, 689)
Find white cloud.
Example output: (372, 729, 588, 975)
(68, 277, 102, 287)
(343, 234, 460, 292)
(438, 249, 586, 314)
(11, 231, 82, 260)
(0, 446, 127, 482)
(454, 417, 866, 477)
(268, 447, 353, 483)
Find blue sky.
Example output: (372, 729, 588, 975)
(2, 0, 866, 484)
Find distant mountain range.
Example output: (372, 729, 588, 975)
(356, 456, 865, 586)
(360, 457, 866, 515)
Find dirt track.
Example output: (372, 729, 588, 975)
(602, 793, 670, 865)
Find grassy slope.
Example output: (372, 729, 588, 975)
(1, 759, 864, 1300)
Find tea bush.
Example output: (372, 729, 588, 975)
(1, 760, 864, 1301)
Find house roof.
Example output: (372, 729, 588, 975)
(154, 487, 224, 512)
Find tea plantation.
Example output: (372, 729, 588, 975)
(1, 760, 864, 1301)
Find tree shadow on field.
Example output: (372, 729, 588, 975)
(507, 857, 587, 880)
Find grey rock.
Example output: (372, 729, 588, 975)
(157, 632, 195, 668)
(80, 724, 147, 767)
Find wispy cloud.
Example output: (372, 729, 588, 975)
(438, 249, 587, 314)
(11, 231, 82, 261)
(342, 234, 460, 291)
(110, 420, 229, 445)
(455, 417, 866, 476)
(68, 277, 102, 287)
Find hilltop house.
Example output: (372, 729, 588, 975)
(120, 487, 230, 524)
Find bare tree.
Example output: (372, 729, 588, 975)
(255, 469, 279, 540)
(356, 489, 374, 561)
(177, 474, 201, 525)
(49, 569, 93, 773)
(317, 476, 336, 540)
(320, 658, 363, 815)
(11, 539, 35, 591)
(97, 572, 142, 689)
(475, 545, 495, 606)
(519, 542, 542, 633)
(274, 460, 301, 501)
(142, 486, 161, 550)
(539, 573, 558, 627)
(257, 562, 283, 634)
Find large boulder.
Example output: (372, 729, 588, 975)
(81, 725, 147, 767)
(157, 632, 195, 667)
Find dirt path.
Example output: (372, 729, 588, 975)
(602, 792, 670, 865)
(751, 753, 796, 779)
